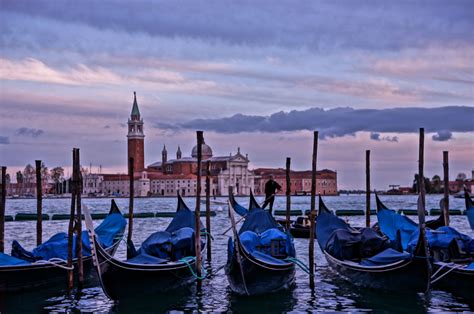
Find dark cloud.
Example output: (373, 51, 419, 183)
(104, 125, 111, 129)
(0, 136, 10, 144)
(370, 132, 398, 142)
(176, 106, 473, 140)
(432, 130, 453, 142)
(2, 0, 473, 52)
(15, 127, 44, 138)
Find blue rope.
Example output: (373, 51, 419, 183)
(284, 257, 314, 276)
(179, 256, 207, 280)
(201, 231, 214, 241)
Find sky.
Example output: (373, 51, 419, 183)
(0, 0, 473, 189)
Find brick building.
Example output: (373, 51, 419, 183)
(253, 168, 338, 196)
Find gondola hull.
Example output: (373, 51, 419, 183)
(225, 245, 295, 295)
(0, 246, 117, 293)
(432, 262, 474, 301)
(324, 251, 429, 292)
(93, 242, 198, 300)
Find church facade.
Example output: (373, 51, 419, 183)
(82, 92, 337, 197)
(84, 92, 255, 197)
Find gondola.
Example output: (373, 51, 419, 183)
(84, 193, 206, 300)
(226, 191, 296, 295)
(465, 190, 474, 230)
(276, 216, 313, 239)
(316, 195, 430, 292)
(0, 200, 126, 293)
(376, 194, 474, 301)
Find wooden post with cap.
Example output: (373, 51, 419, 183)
(443, 151, 450, 226)
(127, 157, 134, 258)
(205, 160, 212, 261)
(309, 131, 318, 288)
(365, 150, 371, 228)
(195, 131, 204, 283)
(0, 166, 6, 253)
(67, 149, 77, 292)
(285, 157, 291, 230)
(75, 149, 84, 289)
(35, 160, 43, 246)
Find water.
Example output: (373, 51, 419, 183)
(2, 195, 473, 312)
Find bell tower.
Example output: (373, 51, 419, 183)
(127, 91, 145, 172)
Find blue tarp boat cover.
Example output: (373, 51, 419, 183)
(467, 263, 474, 270)
(466, 194, 474, 230)
(407, 226, 474, 254)
(0, 252, 30, 266)
(361, 248, 411, 266)
(10, 212, 126, 263)
(240, 228, 295, 258)
(239, 208, 281, 235)
(128, 195, 204, 263)
(127, 252, 169, 265)
(317, 198, 397, 263)
(377, 207, 418, 250)
(325, 228, 391, 261)
(136, 227, 200, 261)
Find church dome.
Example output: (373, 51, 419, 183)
(191, 142, 213, 159)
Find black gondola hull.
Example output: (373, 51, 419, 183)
(94, 237, 201, 300)
(0, 246, 117, 294)
(432, 262, 474, 302)
(225, 246, 295, 295)
(324, 251, 430, 292)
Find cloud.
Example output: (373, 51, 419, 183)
(432, 130, 453, 142)
(370, 132, 399, 143)
(175, 106, 473, 140)
(0, 136, 10, 144)
(15, 127, 44, 138)
(2, 1, 473, 52)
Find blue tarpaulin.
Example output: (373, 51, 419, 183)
(361, 248, 411, 266)
(10, 212, 126, 262)
(239, 208, 281, 235)
(407, 226, 474, 254)
(0, 252, 30, 266)
(377, 207, 418, 250)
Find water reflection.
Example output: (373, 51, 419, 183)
(228, 288, 297, 313)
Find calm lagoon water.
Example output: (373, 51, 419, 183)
(2, 195, 473, 312)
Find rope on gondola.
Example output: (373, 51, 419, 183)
(284, 257, 314, 276)
(33, 258, 75, 270)
(200, 230, 214, 241)
(179, 256, 207, 280)
(431, 263, 465, 285)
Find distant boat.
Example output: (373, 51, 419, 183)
(200, 199, 227, 206)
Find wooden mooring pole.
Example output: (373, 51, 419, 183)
(0, 166, 6, 253)
(365, 150, 371, 228)
(205, 160, 212, 261)
(418, 128, 432, 285)
(195, 131, 204, 284)
(443, 151, 450, 226)
(309, 131, 318, 288)
(35, 160, 43, 246)
(67, 149, 77, 292)
(285, 157, 291, 230)
(127, 157, 134, 259)
(75, 149, 84, 289)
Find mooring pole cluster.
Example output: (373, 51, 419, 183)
(195, 131, 204, 286)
